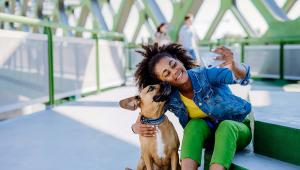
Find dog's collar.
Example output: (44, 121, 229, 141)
(141, 114, 166, 125)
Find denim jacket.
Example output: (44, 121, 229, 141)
(165, 65, 251, 128)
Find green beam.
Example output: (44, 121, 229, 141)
(0, 13, 124, 39)
(251, 0, 278, 25)
(75, 1, 90, 36)
(203, 0, 260, 40)
(169, 0, 204, 41)
(90, 0, 109, 31)
(263, 18, 300, 38)
(112, 0, 134, 32)
(230, 5, 256, 37)
(142, 0, 166, 26)
(282, 0, 297, 13)
(55, 0, 72, 36)
(132, 10, 146, 42)
(76, 0, 110, 35)
(203, 8, 227, 40)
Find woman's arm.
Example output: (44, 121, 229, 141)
(131, 114, 157, 137)
(210, 46, 250, 85)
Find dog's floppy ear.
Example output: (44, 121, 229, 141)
(119, 95, 141, 111)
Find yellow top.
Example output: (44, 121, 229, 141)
(179, 93, 207, 119)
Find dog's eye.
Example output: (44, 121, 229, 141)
(147, 85, 155, 93)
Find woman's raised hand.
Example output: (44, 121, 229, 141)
(131, 114, 157, 137)
(212, 46, 235, 70)
(212, 45, 247, 79)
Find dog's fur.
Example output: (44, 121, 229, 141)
(120, 84, 180, 170)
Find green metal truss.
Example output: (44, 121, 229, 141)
(282, 0, 297, 13)
(169, 0, 204, 41)
(112, 0, 134, 32)
(0, 0, 299, 41)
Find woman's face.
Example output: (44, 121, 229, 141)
(154, 56, 189, 87)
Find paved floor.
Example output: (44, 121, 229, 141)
(249, 81, 300, 129)
(0, 85, 185, 170)
(0, 81, 299, 170)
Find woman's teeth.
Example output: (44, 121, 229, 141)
(177, 71, 182, 80)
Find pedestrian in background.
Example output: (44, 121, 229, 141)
(178, 14, 199, 61)
(154, 23, 171, 45)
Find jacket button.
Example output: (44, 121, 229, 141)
(198, 102, 202, 106)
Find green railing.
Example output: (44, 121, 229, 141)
(0, 13, 125, 108)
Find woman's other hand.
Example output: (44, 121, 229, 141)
(131, 114, 157, 137)
(212, 45, 235, 70)
(212, 46, 246, 79)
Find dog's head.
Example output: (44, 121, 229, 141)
(119, 82, 171, 118)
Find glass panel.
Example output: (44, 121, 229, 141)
(211, 10, 247, 40)
(0, 30, 49, 113)
(99, 40, 125, 89)
(284, 45, 300, 80)
(244, 45, 280, 78)
(123, 3, 139, 42)
(236, 0, 268, 36)
(194, 0, 220, 39)
(287, 1, 300, 20)
(53, 37, 97, 99)
(155, 0, 173, 22)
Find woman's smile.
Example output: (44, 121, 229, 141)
(176, 70, 182, 80)
(175, 69, 188, 84)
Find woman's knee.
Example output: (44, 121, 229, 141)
(215, 120, 239, 139)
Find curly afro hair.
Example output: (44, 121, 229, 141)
(134, 43, 198, 91)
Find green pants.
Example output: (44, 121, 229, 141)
(181, 118, 251, 169)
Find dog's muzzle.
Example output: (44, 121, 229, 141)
(153, 82, 172, 102)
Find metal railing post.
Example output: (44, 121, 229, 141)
(93, 33, 100, 91)
(241, 42, 245, 63)
(44, 26, 55, 106)
(279, 41, 285, 80)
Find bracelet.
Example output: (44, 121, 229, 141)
(131, 124, 136, 134)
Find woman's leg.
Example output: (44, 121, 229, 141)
(181, 118, 212, 170)
(210, 120, 251, 169)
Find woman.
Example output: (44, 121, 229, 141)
(154, 23, 171, 45)
(131, 43, 252, 170)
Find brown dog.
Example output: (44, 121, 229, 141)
(120, 83, 180, 170)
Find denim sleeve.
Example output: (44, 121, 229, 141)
(205, 64, 250, 86)
(233, 64, 251, 86)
